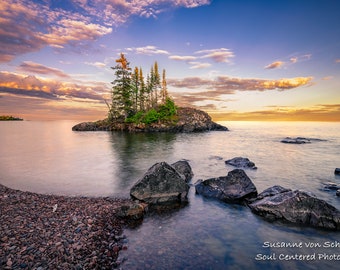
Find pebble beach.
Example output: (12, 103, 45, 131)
(0, 184, 131, 269)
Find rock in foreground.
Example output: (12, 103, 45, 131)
(225, 157, 257, 169)
(130, 161, 190, 205)
(195, 169, 258, 204)
(249, 186, 340, 230)
(72, 107, 228, 132)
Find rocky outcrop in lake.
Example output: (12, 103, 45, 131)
(225, 157, 257, 170)
(128, 158, 340, 230)
(281, 137, 326, 144)
(130, 161, 191, 205)
(72, 107, 228, 133)
(248, 186, 340, 230)
(195, 169, 258, 204)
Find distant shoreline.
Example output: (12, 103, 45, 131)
(0, 115, 23, 121)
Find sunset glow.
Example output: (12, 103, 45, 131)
(0, 0, 339, 121)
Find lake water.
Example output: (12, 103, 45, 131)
(0, 120, 339, 269)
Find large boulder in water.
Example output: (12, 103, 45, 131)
(195, 169, 258, 204)
(130, 162, 190, 205)
(248, 185, 340, 230)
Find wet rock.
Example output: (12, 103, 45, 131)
(130, 162, 190, 205)
(195, 169, 258, 204)
(117, 202, 147, 220)
(336, 190, 340, 197)
(321, 182, 340, 191)
(249, 186, 340, 230)
(281, 137, 311, 144)
(171, 160, 194, 182)
(335, 168, 340, 175)
(225, 157, 257, 169)
(281, 137, 326, 144)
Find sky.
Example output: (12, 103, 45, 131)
(0, 0, 340, 121)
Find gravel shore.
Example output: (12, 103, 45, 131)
(0, 184, 132, 269)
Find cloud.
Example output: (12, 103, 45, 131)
(0, 0, 112, 63)
(195, 48, 235, 63)
(1, 0, 209, 63)
(168, 75, 313, 91)
(85, 62, 107, 68)
(290, 57, 298, 64)
(0, 94, 107, 120)
(335, 59, 340, 63)
(126, 46, 170, 55)
(17, 62, 70, 78)
(168, 48, 234, 69)
(0, 71, 109, 101)
(211, 104, 340, 122)
(188, 62, 212, 69)
(264, 61, 284, 69)
(169, 55, 197, 61)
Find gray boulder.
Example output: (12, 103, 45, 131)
(249, 186, 340, 230)
(171, 160, 194, 183)
(225, 157, 257, 169)
(195, 169, 258, 204)
(130, 162, 190, 205)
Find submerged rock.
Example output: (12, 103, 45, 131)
(321, 182, 340, 191)
(249, 186, 340, 230)
(225, 157, 257, 170)
(195, 169, 258, 204)
(281, 137, 326, 144)
(335, 168, 340, 175)
(281, 137, 311, 144)
(130, 161, 190, 205)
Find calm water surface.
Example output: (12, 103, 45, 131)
(1, 120, 339, 269)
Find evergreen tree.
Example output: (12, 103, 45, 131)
(131, 66, 139, 113)
(110, 53, 132, 120)
(109, 53, 175, 124)
(161, 68, 168, 103)
(139, 67, 146, 111)
(152, 61, 161, 107)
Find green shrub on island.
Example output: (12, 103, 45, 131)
(0, 115, 23, 121)
(125, 97, 178, 124)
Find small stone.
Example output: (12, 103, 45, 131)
(7, 259, 13, 267)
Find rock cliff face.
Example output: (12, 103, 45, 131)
(72, 107, 228, 132)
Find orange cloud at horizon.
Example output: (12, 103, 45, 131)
(211, 104, 340, 122)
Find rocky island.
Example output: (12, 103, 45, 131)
(72, 107, 228, 132)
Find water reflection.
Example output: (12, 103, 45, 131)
(108, 132, 177, 191)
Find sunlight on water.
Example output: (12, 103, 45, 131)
(1, 120, 340, 269)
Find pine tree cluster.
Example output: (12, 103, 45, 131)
(109, 53, 177, 124)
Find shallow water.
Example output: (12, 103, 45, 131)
(1, 120, 339, 269)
